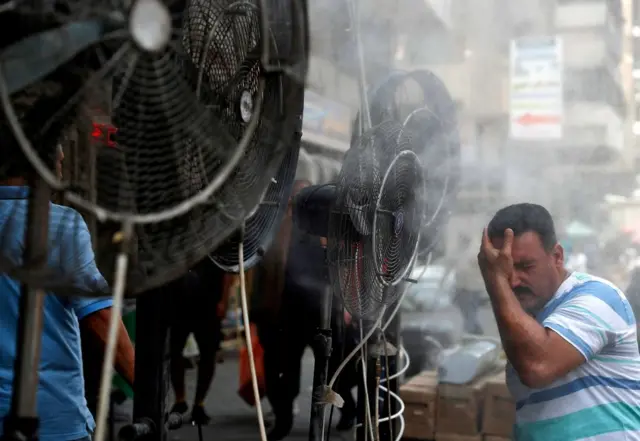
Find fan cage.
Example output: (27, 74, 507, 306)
(0, 0, 309, 295)
(327, 125, 425, 320)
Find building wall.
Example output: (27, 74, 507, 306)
(300, 0, 446, 175)
(554, 1, 627, 162)
(409, 0, 633, 252)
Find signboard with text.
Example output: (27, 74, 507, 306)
(509, 36, 563, 140)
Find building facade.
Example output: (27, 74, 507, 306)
(298, 0, 454, 183)
(395, 0, 634, 254)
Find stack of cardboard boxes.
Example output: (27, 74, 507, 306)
(400, 368, 515, 441)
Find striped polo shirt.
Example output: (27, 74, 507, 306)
(507, 272, 640, 441)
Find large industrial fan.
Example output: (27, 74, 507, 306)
(352, 70, 461, 260)
(210, 143, 300, 272)
(0, 0, 308, 295)
(0, 1, 308, 441)
(292, 68, 459, 441)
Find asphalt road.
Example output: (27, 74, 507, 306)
(115, 304, 498, 441)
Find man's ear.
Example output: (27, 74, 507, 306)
(553, 243, 564, 268)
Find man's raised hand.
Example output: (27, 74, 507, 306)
(478, 227, 515, 282)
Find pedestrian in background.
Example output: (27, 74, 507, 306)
(443, 235, 486, 335)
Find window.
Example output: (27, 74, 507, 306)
(564, 68, 626, 117)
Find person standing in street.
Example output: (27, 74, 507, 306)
(254, 180, 357, 441)
(168, 257, 225, 425)
(479, 203, 640, 441)
(444, 235, 487, 335)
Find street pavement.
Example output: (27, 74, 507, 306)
(116, 305, 498, 441)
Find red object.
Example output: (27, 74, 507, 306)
(91, 122, 117, 147)
(515, 113, 561, 126)
(238, 324, 266, 406)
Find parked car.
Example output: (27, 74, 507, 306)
(400, 264, 458, 378)
(402, 264, 455, 312)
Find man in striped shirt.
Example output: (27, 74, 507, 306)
(478, 203, 640, 441)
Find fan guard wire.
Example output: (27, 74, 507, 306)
(210, 140, 300, 272)
(328, 122, 426, 320)
(350, 70, 460, 260)
(371, 148, 425, 289)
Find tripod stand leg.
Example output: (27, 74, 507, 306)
(3, 177, 50, 441)
(308, 329, 332, 441)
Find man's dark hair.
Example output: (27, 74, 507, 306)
(487, 203, 557, 251)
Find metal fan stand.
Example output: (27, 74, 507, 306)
(308, 282, 334, 441)
(1, 175, 51, 441)
(355, 308, 400, 441)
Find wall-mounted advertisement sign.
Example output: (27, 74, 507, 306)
(509, 36, 563, 140)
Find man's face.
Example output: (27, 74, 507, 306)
(491, 231, 564, 315)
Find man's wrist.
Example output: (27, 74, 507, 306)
(486, 275, 518, 309)
(484, 273, 509, 294)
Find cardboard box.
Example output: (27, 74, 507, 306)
(435, 433, 482, 441)
(483, 436, 511, 441)
(482, 371, 515, 438)
(400, 370, 438, 440)
(436, 369, 499, 436)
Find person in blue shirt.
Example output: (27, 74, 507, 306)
(0, 146, 135, 441)
(0, 14, 135, 439)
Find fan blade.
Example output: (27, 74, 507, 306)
(1, 19, 113, 94)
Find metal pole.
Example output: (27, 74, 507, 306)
(2, 176, 51, 441)
(356, 330, 380, 441)
(378, 304, 400, 441)
(308, 284, 333, 441)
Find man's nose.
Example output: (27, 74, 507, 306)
(510, 271, 522, 289)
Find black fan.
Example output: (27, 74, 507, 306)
(210, 141, 300, 272)
(191, 0, 308, 273)
(328, 121, 426, 320)
(352, 69, 460, 259)
(0, 0, 309, 295)
(293, 70, 455, 441)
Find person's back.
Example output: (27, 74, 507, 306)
(0, 187, 111, 441)
(508, 271, 640, 441)
(282, 224, 328, 314)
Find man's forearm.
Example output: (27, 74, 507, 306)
(113, 319, 135, 386)
(488, 276, 550, 376)
(81, 308, 135, 386)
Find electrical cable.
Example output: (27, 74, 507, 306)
(94, 224, 132, 441)
(327, 308, 384, 390)
(382, 332, 393, 441)
(355, 385, 404, 428)
(323, 252, 431, 438)
(381, 345, 410, 383)
(359, 323, 376, 441)
(324, 304, 349, 441)
(236, 224, 269, 441)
